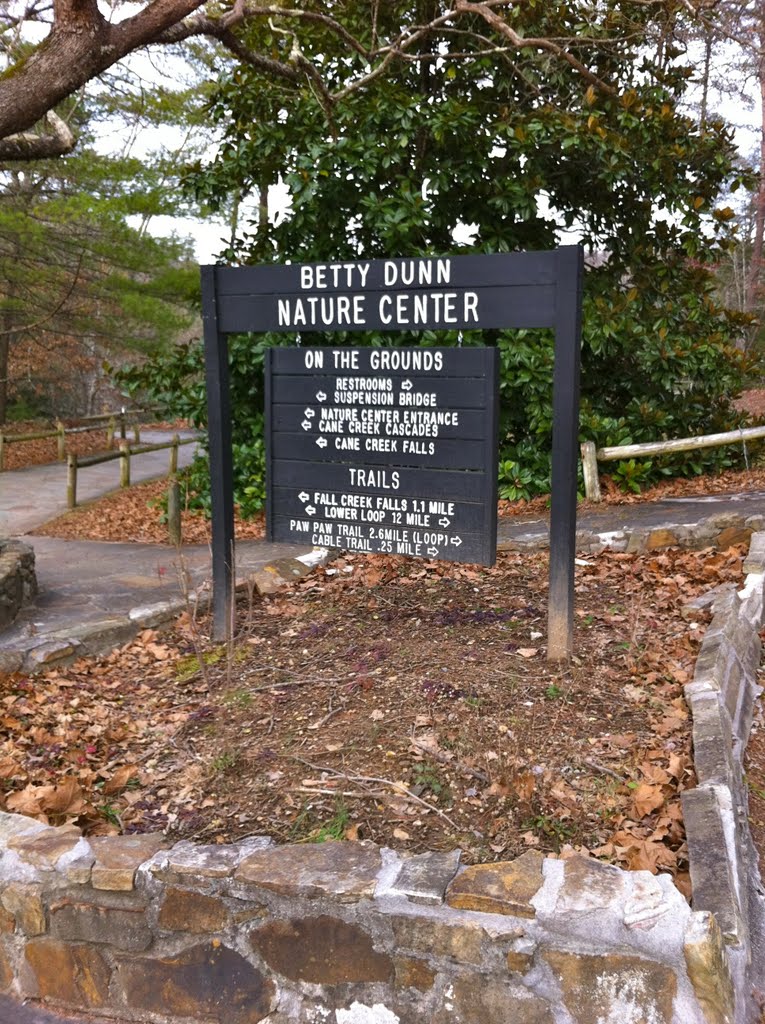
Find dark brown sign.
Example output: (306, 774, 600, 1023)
(201, 246, 583, 660)
(266, 347, 499, 565)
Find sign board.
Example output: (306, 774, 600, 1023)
(201, 247, 583, 659)
(265, 346, 499, 565)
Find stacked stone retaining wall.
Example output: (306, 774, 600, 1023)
(0, 541, 36, 631)
(0, 536, 761, 1023)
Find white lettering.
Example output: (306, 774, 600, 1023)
(304, 350, 324, 369)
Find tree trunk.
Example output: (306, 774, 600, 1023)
(0, 329, 9, 426)
(746, 1, 765, 317)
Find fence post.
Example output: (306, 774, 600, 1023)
(167, 477, 182, 547)
(119, 408, 126, 441)
(133, 424, 141, 445)
(56, 419, 66, 461)
(581, 441, 602, 502)
(169, 433, 179, 476)
(0, 434, 4, 472)
(67, 454, 78, 509)
(106, 416, 115, 449)
(119, 441, 130, 488)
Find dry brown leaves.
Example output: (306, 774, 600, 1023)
(0, 420, 118, 472)
(0, 542, 750, 893)
(34, 479, 265, 545)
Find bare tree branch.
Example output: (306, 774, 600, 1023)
(454, 0, 619, 95)
(0, 111, 75, 161)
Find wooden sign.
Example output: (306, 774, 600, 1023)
(201, 246, 583, 659)
(265, 347, 499, 565)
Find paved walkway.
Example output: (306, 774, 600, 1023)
(1, 436, 764, 672)
(0, 429, 199, 535)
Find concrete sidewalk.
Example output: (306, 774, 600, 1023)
(1, 437, 764, 673)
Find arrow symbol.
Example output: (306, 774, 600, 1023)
(427, 546, 439, 557)
(401, 379, 413, 391)
(451, 536, 462, 547)
(316, 391, 327, 401)
(305, 505, 316, 515)
(439, 517, 451, 528)
(304, 407, 315, 418)
(299, 491, 310, 502)
(316, 437, 328, 448)
(301, 419, 311, 431)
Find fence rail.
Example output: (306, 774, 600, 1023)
(66, 435, 196, 509)
(581, 424, 765, 501)
(0, 407, 159, 471)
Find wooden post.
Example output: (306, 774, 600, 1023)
(119, 409, 126, 440)
(119, 441, 130, 488)
(106, 417, 115, 449)
(169, 433, 179, 476)
(133, 424, 140, 444)
(167, 477, 182, 547)
(0, 433, 5, 472)
(202, 265, 235, 642)
(547, 245, 584, 663)
(67, 454, 77, 508)
(56, 419, 66, 461)
(581, 441, 602, 502)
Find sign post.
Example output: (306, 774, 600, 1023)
(201, 247, 583, 658)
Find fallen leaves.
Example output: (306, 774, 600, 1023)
(0, 541, 748, 889)
(6, 778, 91, 825)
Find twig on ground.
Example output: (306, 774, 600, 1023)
(410, 740, 490, 784)
(582, 759, 626, 784)
(289, 755, 459, 829)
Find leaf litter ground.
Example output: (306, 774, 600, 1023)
(1, 543, 755, 896)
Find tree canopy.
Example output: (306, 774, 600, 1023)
(0, 2, 736, 155)
(0, 80, 205, 422)
(120, 0, 761, 511)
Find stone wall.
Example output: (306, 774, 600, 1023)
(0, 536, 760, 1024)
(0, 540, 36, 631)
(0, 819, 741, 1024)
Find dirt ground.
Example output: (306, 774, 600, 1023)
(2, 541, 755, 896)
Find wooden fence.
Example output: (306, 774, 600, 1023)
(581, 424, 765, 501)
(66, 435, 195, 509)
(0, 408, 155, 471)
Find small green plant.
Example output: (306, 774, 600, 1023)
(311, 800, 350, 843)
(498, 459, 535, 501)
(412, 763, 452, 805)
(545, 683, 563, 700)
(611, 458, 654, 494)
(98, 802, 121, 827)
(210, 751, 239, 775)
(521, 812, 572, 849)
(745, 775, 765, 800)
(223, 688, 253, 710)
